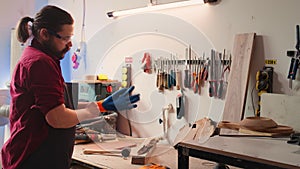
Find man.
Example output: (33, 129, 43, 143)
(1, 5, 140, 169)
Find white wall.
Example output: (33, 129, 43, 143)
(1, 0, 298, 139)
(46, 0, 300, 138)
(0, 0, 48, 88)
(48, 0, 300, 94)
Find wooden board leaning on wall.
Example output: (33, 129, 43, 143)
(221, 33, 256, 135)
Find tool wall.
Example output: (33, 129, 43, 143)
(76, 13, 233, 142)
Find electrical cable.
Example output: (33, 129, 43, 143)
(72, 0, 87, 70)
(81, 0, 87, 70)
(81, 0, 86, 42)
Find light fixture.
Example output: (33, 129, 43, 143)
(107, 0, 218, 18)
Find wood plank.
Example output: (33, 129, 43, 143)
(222, 33, 256, 123)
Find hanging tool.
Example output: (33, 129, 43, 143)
(173, 54, 181, 90)
(167, 58, 172, 89)
(170, 54, 176, 88)
(175, 61, 182, 91)
(176, 90, 185, 119)
(164, 59, 168, 89)
(203, 57, 209, 82)
(142, 52, 152, 74)
(189, 46, 192, 88)
(156, 58, 160, 88)
(209, 49, 217, 97)
(197, 53, 206, 94)
(196, 57, 201, 94)
(158, 58, 164, 92)
(218, 52, 231, 99)
(184, 45, 192, 88)
(163, 59, 169, 89)
(156, 58, 164, 92)
(287, 25, 300, 89)
(217, 49, 226, 99)
(216, 51, 222, 98)
(191, 56, 196, 92)
(192, 56, 200, 93)
(159, 104, 174, 138)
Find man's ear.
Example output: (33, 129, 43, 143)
(39, 28, 50, 41)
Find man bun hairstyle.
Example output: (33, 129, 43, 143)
(16, 17, 34, 43)
(16, 5, 74, 43)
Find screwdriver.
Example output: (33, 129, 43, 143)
(166, 58, 172, 89)
(192, 57, 199, 93)
(158, 58, 164, 92)
(156, 58, 160, 88)
(164, 59, 168, 89)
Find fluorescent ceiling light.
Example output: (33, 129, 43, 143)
(107, 0, 217, 18)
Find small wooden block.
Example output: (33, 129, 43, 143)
(131, 155, 151, 165)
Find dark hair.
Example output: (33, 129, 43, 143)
(16, 5, 74, 43)
(16, 17, 34, 43)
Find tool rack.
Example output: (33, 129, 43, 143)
(152, 49, 231, 100)
(153, 59, 231, 66)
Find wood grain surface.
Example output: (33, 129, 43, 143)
(222, 33, 256, 124)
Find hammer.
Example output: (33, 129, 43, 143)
(83, 147, 131, 158)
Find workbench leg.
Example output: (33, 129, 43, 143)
(178, 146, 189, 169)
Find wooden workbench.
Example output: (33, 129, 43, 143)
(177, 136, 300, 169)
(72, 137, 238, 169)
(72, 137, 144, 169)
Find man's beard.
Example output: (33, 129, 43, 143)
(44, 40, 70, 60)
(57, 45, 71, 60)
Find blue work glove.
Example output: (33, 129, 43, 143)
(97, 86, 140, 112)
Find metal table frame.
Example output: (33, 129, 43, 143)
(176, 136, 300, 169)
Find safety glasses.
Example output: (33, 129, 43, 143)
(47, 29, 72, 43)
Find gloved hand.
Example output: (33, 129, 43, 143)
(97, 86, 140, 112)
